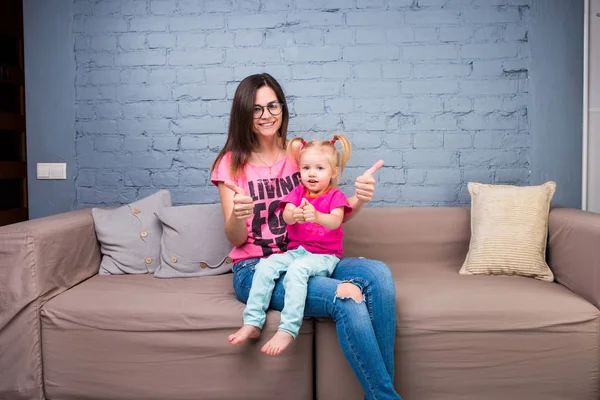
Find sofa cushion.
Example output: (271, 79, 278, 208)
(459, 181, 556, 281)
(92, 190, 171, 275)
(316, 261, 600, 400)
(40, 274, 313, 400)
(154, 204, 233, 278)
(342, 206, 471, 267)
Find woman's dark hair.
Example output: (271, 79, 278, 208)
(211, 73, 289, 179)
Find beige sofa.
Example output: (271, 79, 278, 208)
(1, 206, 599, 400)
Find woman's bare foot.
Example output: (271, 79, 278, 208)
(228, 325, 261, 345)
(261, 330, 294, 355)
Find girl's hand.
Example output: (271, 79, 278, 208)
(293, 199, 307, 224)
(355, 160, 384, 203)
(302, 199, 317, 222)
(224, 181, 254, 220)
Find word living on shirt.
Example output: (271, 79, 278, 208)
(248, 172, 301, 257)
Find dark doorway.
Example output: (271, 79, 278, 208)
(0, 0, 28, 227)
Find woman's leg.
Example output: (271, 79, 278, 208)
(233, 258, 401, 400)
(332, 258, 397, 380)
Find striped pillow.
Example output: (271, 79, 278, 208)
(459, 181, 556, 282)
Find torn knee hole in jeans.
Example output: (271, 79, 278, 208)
(334, 280, 365, 304)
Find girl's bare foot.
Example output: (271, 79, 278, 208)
(228, 325, 261, 345)
(261, 330, 294, 355)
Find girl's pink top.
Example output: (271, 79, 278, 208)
(279, 185, 351, 258)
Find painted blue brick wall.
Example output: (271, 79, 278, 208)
(73, 0, 532, 208)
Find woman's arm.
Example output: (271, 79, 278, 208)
(343, 160, 384, 223)
(344, 195, 366, 223)
(217, 182, 250, 247)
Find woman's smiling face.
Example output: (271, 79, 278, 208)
(252, 86, 283, 139)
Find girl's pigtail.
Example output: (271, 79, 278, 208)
(287, 137, 305, 166)
(332, 133, 352, 172)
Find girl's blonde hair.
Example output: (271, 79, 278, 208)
(287, 133, 352, 188)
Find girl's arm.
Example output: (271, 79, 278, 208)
(314, 206, 345, 230)
(217, 183, 249, 247)
(282, 203, 297, 225)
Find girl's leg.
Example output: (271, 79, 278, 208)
(278, 253, 339, 338)
(241, 253, 292, 328)
(332, 258, 397, 380)
(233, 259, 401, 400)
(279, 252, 339, 338)
(229, 253, 293, 345)
(262, 252, 338, 355)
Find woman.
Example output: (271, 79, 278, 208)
(211, 73, 401, 400)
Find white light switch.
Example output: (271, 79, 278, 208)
(37, 163, 67, 180)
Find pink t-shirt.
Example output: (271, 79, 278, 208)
(211, 152, 301, 263)
(279, 185, 352, 259)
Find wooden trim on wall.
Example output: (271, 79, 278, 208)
(0, 0, 28, 226)
(0, 63, 24, 85)
(0, 208, 27, 226)
(0, 112, 25, 131)
(0, 161, 26, 179)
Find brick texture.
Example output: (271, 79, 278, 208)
(74, 0, 531, 207)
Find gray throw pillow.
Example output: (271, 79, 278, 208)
(92, 190, 172, 275)
(154, 204, 234, 278)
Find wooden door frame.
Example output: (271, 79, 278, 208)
(0, 0, 28, 226)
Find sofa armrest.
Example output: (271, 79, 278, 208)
(0, 208, 101, 400)
(548, 207, 600, 309)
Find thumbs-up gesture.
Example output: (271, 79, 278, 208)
(355, 160, 384, 203)
(302, 199, 317, 222)
(224, 181, 254, 220)
(292, 198, 307, 224)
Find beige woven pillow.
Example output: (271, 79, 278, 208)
(459, 181, 556, 282)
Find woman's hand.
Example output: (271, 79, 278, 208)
(224, 181, 254, 220)
(354, 160, 384, 204)
(343, 160, 384, 223)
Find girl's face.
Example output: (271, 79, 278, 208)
(252, 86, 283, 140)
(299, 149, 338, 196)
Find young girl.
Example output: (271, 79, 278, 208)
(228, 134, 353, 355)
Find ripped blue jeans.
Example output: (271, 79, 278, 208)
(233, 257, 402, 400)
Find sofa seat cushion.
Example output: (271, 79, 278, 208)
(41, 274, 313, 400)
(394, 262, 598, 332)
(316, 262, 600, 400)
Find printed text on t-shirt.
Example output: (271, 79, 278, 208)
(248, 172, 301, 257)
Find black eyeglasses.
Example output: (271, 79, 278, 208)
(253, 102, 284, 119)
